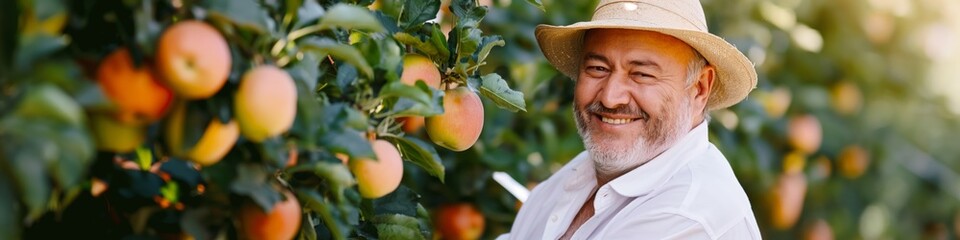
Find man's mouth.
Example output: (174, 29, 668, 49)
(599, 116, 639, 125)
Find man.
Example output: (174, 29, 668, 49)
(503, 0, 761, 239)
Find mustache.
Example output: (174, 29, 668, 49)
(584, 102, 648, 119)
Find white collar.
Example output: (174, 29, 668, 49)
(564, 120, 710, 197)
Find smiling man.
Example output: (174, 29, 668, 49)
(503, 0, 761, 239)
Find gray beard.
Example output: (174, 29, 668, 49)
(573, 97, 692, 178)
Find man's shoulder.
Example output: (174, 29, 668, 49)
(671, 144, 757, 236)
(615, 145, 757, 237)
(682, 144, 752, 208)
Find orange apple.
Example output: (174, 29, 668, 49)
(787, 114, 822, 154)
(164, 103, 239, 166)
(349, 140, 404, 198)
(769, 172, 807, 230)
(155, 20, 231, 99)
(435, 203, 485, 240)
(831, 81, 862, 115)
(234, 65, 298, 142)
(838, 145, 869, 179)
(426, 87, 484, 151)
(239, 190, 302, 240)
(757, 87, 791, 119)
(97, 48, 174, 124)
(400, 54, 441, 88)
(803, 219, 834, 240)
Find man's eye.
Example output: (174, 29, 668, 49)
(632, 72, 654, 78)
(587, 66, 608, 72)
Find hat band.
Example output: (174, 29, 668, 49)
(592, 1, 707, 32)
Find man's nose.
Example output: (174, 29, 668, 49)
(598, 75, 630, 109)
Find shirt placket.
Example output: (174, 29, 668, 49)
(570, 185, 629, 239)
(542, 173, 596, 240)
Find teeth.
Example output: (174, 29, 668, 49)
(601, 117, 635, 125)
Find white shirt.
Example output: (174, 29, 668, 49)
(502, 121, 761, 240)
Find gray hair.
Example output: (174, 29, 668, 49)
(685, 50, 710, 116)
(684, 50, 708, 87)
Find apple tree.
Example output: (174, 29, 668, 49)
(0, 0, 534, 239)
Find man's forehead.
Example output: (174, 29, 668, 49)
(584, 29, 692, 49)
(581, 29, 697, 62)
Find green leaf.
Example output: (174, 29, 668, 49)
(287, 50, 321, 91)
(133, 0, 161, 56)
(28, 0, 66, 19)
(381, 98, 442, 118)
(378, 81, 444, 118)
(0, 178, 20, 240)
(373, 186, 420, 216)
(286, 162, 356, 198)
(179, 100, 214, 155)
(14, 33, 67, 71)
(379, 81, 434, 106)
(356, 35, 401, 78)
(379, 38, 403, 77)
(316, 4, 385, 33)
(381, 136, 444, 182)
(291, 83, 323, 145)
(259, 137, 288, 169)
(371, 214, 426, 240)
(230, 163, 282, 212)
(294, 0, 325, 29)
(205, 0, 273, 33)
(398, 0, 441, 30)
(394, 32, 441, 60)
(335, 63, 359, 90)
(450, 0, 487, 22)
(298, 190, 351, 240)
(479, 73, 527, 112)
(32, 60, 86, 93)
(299, 213, 319, 240)
(428, 24, 451, 63)
(415, 204, 433, 239)
(301, 37, 374, 78)
(181, 207, 216, 240)
(284, 0, 303, 26)
(49, 126, 94, 189)
(321, 103, 369, 131)
(2, 130, 51, 222)
(525, 0, 545, 12)
(159, 181, 180, 203)
(14, 84, 85, 126)
(72, 82, 112, 110)
(373, 11, 401, 35)
(455, 23, 482, 65)
(319, 128, 376, 161)
(475, 35, 504, 67)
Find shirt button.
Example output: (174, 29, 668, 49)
(550, 214, 558, 222)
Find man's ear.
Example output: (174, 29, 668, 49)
(692, 65, 716, 109)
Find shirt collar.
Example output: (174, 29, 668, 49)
(562, 151, 598, 191)
(606, 120, 710, 197)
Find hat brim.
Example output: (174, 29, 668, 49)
(536, 19, 757, 110)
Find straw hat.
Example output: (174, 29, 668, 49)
(536, 0, 757, 110)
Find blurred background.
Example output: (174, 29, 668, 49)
(419, 0, 960, 239)
(3, 0, 960, 239)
